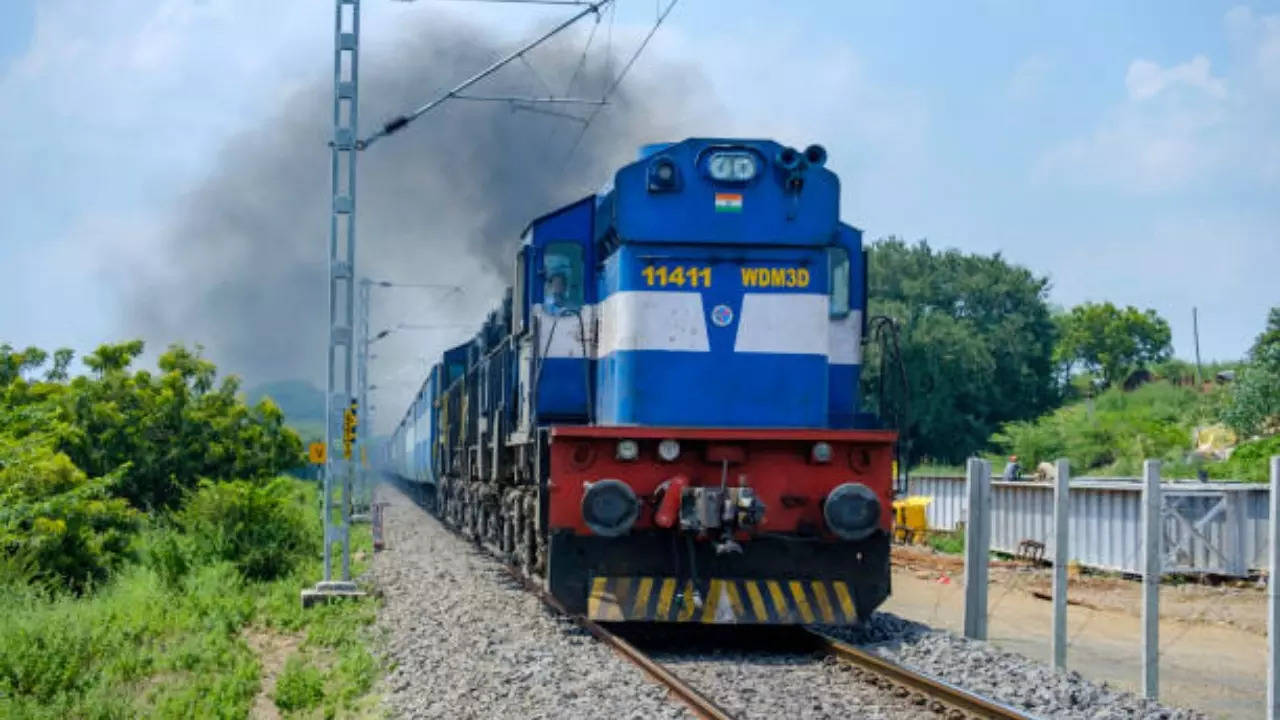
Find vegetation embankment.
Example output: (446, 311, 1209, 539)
(863, 240, 1279, 482)
(989, 309, 1280, 481)
(0, 342, 380, 718)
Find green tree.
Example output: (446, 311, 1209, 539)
(862, 239, 1059, 464)
(1223, 307, 1280, 436)
(1250, 307, 1280, 359)
(54, 342, 304, 509)
(1054, 301, 1172, 387)
(0, 340, 306, 589)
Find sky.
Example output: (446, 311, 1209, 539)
(1, 0, 1278, 431)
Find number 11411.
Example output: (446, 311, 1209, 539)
(642, 265, 712, 287)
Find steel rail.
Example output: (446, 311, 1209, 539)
(804, 629, 1036, 720)
(499, 564, 734, 720)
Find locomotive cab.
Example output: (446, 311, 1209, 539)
(530, 139, 896, 623)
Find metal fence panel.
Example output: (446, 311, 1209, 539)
(906, 476, 1269, 576)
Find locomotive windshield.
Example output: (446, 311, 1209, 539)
(543, 241, 584, 314)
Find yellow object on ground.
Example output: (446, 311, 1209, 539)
(892, 495, 932, 543)
(1193, 424, 1238, 460)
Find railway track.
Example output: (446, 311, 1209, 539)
(505, 560, 1032, 720)
(801, 629, 1034, 720)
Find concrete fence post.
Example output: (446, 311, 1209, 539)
(1052, 458, 1070, 670)
(1268, 456, 1280, 720)
(963, 457, 991, 640)
(1142, 459, 1161, 700)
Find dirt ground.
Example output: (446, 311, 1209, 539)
(886, 545, 1268, 719)
(243, 627, 302, 720)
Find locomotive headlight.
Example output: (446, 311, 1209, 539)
(823, 482, 881, 541)
(657, 439, 681, 462)
(616, 439, 640, 461)
(811, 441, 833, 464)
(708, 152, 758, 182)
(648, 157, 679, 192)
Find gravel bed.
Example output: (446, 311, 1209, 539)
(368, 481, 1208, 719)
(824, 614, 1209, 719)
(652, 647, 935, 719)
(370, 482, 691, 720)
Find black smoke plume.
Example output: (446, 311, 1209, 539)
(120, 13, 712, 424)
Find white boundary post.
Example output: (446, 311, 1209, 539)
(1052, 458, 1070, 670)
(1141, 459, 1161, 700)
(964, 457, 991, 640)
(1268, 456, 1279, 720)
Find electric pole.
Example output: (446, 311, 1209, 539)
(303, 0, 363, 606)
(1193, 307, 1203, 387)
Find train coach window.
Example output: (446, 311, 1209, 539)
(829, 247, 851, 317)
(543, 242, 584, 314)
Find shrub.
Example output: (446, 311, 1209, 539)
(177, 478, 320, 582)
(274, 656, 324, 712)
(0, 439, 139, 591)
(991, 381, 1224, 475)
(141, 527, 192, 590)
(1210, 435, 1280, 483)
(1221, 344, 1280, 437)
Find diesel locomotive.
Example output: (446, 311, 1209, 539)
(386, 138, 897, 624)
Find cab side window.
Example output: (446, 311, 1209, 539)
(543, 242, 584, 312)
(829, 247, 851, 317)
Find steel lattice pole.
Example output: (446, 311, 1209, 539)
(321, 0, 359, 588)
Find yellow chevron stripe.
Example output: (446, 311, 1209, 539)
(832, 581, 856, 622)
(701, 579, 723, 623)
(602, 577, 626, 621)
(677, 580, 698, 621)
(810, 581, 836, 623)
(766, 580, 790, 622)
(656, 578, 677, 621)
(744, 580, 768, 623)
(632, 577, 654, 620)
(588, 576, 607, 619)
(724, 581, 745, 621)
(613, 577, 631, 620)
(590, 576, 860, 625)
(789, 580, 816, 623)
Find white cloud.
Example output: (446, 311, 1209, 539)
(1124, 55, 1225, 100)
(1037, 8, 1279, 194)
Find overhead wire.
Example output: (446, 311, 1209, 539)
(359, 0, 613, 149)
(535, 11, 602, 149)
(519, 54, 559, 97)
(561, 0, 680, 167)
(410, 0, 597, 5)
(562, 11, 601, 98)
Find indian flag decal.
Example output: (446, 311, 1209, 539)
(714, 193, 743, 213)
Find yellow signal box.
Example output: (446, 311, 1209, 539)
(342, 401, 358, 459)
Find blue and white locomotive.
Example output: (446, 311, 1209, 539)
(387, 138, 897, 624)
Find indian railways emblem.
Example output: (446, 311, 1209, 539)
(710, 304, 734, 327)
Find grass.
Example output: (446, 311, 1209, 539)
(274, 656, 325, 712)
(0, 478, 382, 720)
(910, 462, 967, 477)
(927, 528, 966, 555)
